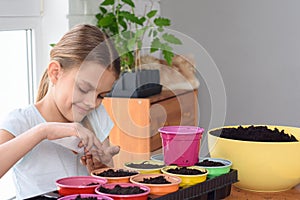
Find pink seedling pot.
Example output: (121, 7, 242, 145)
(159, 126, 204, 166)
(58, 194, 113, 200)
(95, 183, 150, 200)
(56, 176, 107, 196)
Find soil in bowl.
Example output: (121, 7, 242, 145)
(139, 176, 171, 184)
(72, 194, 99, 200)
(94, 169, 138, 177)
(210, 125, 298, 142)
(125, 161, 165, 169)
(195, 159, 225, 167)
(98, 184, 145, 195)
(58, 194, 113, 200)
(85, 182, 101, 186)
(166, 167, 206, 175)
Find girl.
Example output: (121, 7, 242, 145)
(0, 24, 121, 199)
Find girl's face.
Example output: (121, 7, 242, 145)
(54, 62, 116, 122)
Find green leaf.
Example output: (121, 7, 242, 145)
(50, 43, 56, 47)
(119, 11, 140, 24)
(162, 33, 182, 45)
(127, 38, 136, 51)
(154, 17, 171, 27)
(120, 31, 132, 39)
(150, 38, 161, 53)
(162, 50, 174, 65)
(99, 6, 107, 14)
(116, 3, 123, 10)
(138, 17, 146, 25)
(101, 0, 115, 6)
(135, 28, 145, 38)
(108, 23, 118, 33)
(147, 10, 157, 18)
(118, 17, 128, 31)
(157, 27, 164, 32)
(121, 0, 135, 7)
(95, 13, 103, 21)
(148, 29, 153, 37)
(137, 40, 142, 49)
(153, 30, 157, 37)
(98, 15, 114, 27)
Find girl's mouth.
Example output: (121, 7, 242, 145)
(73, 103, 90, 116)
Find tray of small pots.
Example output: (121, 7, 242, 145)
(121, 158, 235, 200)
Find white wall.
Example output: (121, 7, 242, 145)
(161, 0, 300, 130)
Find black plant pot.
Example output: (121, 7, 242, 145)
(107, 69, 162, 98)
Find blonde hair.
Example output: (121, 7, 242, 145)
(36, 24, 120, 102)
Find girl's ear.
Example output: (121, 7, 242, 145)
(47, 60, 62, 85)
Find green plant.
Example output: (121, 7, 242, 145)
(95, 0, 182, 72)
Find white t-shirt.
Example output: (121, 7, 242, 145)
(0, 104, 113, 199)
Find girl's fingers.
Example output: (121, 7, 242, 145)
(92, 137, 103, 150)
(80, 156, 87, 165)
(78, 141, 84, 148)
(85, 154, 94, 172)
(105, 145, 120, 156)
(91, 151, 101, 162)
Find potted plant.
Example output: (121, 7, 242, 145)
(95, 0, 182, 97)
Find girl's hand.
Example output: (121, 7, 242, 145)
(43, 122, 102, 152)
(80, 145, 120, 172)
(80, 153, 108, 173)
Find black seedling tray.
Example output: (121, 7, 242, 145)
(27, 169, 238, 200)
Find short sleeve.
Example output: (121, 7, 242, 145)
(86, 105, 114, 142)
(0, 108, 30, 137)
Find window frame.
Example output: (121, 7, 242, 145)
(0, 1, 42, 198)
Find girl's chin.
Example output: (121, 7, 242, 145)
(68, 112, 85, 122)
(73, 115, 85, 122)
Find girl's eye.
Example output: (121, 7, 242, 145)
(78, 87, 88, 94)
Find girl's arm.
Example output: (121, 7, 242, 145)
(0, 124, 47, 178)
(0, 122, 103, 178)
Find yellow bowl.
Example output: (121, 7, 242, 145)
(208, 125, 300, 192)
(124, 160, 165, 174)
(130, 173, 181, 196)
(161, 165, 208, 188)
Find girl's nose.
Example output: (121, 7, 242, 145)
(83, 92, 102, 109)
(83, 93, 96, 109)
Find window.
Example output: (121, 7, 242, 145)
(0, 29, 34, 200)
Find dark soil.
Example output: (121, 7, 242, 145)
(126, 161, 165, 169)
(98, 184, 145, 195)
(210, 125, 298, 142)
(166, 167, 206, 175)
(72, 195, 108, 200)
(73, 195, 97, 200)
(140, 176, 171, 184)
(94, 169, 138, 177)
(195, 159, 225, 167)
(85, 182, 100, 186)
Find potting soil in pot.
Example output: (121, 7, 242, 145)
(98, 184, 145, 195)
(94, 169, 138, 177)
(72, 195, 97, 200)
(126, 161, 164, 169)
(195, 159, 225, 167)
(140, 176, 171, 184)
(166, 167, 206, 175)
(210, 125, 298, 142)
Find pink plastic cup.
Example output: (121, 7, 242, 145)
(159, 126, 204, 166)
